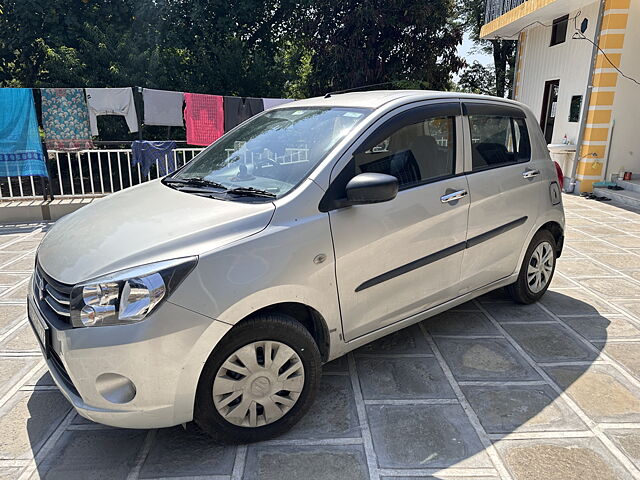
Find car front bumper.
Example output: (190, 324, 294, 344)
(27, 292, 232, 429)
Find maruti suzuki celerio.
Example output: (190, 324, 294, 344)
(29, 90, 565, 442)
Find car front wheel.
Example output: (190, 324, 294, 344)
(194, 313, 321, 443)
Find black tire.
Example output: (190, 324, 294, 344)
(194, 313, 322, 443)
(507, 229, 557, 304)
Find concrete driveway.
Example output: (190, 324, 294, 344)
(1, 194, 640, 480)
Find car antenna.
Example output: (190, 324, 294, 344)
(324, 81, 403, 98)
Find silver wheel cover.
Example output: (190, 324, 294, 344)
(527, 241, 554, 294)
(212, 340, 305, 428)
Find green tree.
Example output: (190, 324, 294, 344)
(288, 0, 464, 97)
(457, 61, 496, 95)
(1, 0, 467, 101)
(457, 0, 516, 98)
(161, 0, 300, 96)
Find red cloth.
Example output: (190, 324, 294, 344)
(184, 93, 224, 146)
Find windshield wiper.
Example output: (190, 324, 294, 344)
(165, 177, 276, 199)
(164, 177, 227, 190)
(225, 187, 277, 198)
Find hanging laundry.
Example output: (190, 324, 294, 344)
(131, 140, 177, 177)
(41, 88, 94, 151)
(184, 93, 224, 146)
(142, 88, 184, 127)
(85, 88, 139, 136)
(0, 89, 48, 178)
(262, 98, 295, 110)
(223, 97, 264, 132)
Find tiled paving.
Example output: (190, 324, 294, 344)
(1, 195, 640, 479)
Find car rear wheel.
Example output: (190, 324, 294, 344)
(507, 229, 557, 304)
(194, 313, 321, 443)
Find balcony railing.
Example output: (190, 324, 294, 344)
(0, 145, 312, 201)
(485, 0, 528, 24)
(0, 147, 204, 201)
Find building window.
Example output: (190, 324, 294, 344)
(569, 96, 583, 122)
(550, 15, 569, 46)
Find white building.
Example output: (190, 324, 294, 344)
(481, 0, 639, 196)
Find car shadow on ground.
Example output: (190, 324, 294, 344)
(26, 290, 614, 479)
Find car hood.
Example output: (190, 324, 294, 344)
(37, 180, 275, 285)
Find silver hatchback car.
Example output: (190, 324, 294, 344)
(29, 90, 564, 442)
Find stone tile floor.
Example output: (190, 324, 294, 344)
(1, 194, 640, 479)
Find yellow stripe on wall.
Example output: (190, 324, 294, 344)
(604, 0, 630, 10)
(590, 91, 616, 106)
(595, 53, 622, 69)
(599, 33, 625, 49)
(592, 72, 618, 88)
(586, 109, 613, 125)
(583, 127, 610, 142)
(601, 13, 629, 30)
(576, 161, 604, 177)
(580, 145, 607, 159)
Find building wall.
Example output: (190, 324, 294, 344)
(603, 0, 640, 181)
(575, 0, 635, 191)
(514, 0, 638, 191)
(516, 1, 600, 146)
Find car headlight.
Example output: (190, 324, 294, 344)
(70, 257, 197, 327)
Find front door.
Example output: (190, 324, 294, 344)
(328, 103, 470, 341)
(541, 80, 559, 144)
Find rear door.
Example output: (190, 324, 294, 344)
(459, 102, 542, 293)
(326, 101, 470, 341)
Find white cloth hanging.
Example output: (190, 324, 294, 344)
(85, 88, 139, 136)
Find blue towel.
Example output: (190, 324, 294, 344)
(0, 89, 48, 177)
(131, 140, 177, 177)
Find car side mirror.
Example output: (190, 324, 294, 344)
(342, 173, 398, 206)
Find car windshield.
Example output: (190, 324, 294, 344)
(170, 107, 370, 198)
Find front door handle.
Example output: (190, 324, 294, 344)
(441, 190, 468, 203)
(522, 169, 540, 179)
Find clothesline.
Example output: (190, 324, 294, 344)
(0, 86, 294, 179)
(37, 87, 292, 146)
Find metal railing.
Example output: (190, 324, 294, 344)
(0, 145, 312, 201)
(485, 0, 528, 23)
(0, 147, 204, 201)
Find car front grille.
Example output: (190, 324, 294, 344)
(33, 263, 73, 327)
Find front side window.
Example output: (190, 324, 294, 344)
(354, 116, 456, 189)
(469, 115, 531, 171)
(171, 107, 370, 198)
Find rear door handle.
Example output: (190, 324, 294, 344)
(522, 169, 540, 179)
(441, 190, 468, 203)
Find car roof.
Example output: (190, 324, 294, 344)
(281, 90, 523, 110)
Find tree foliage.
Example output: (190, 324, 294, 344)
(457, 61, 495, 95)
(457, 0, 516, 98)
(1, 0, 465, 99)
(291, 0, 464, 96)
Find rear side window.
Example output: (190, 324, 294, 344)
(469, 115, 531, 171)
(354, 116, 456, 189)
